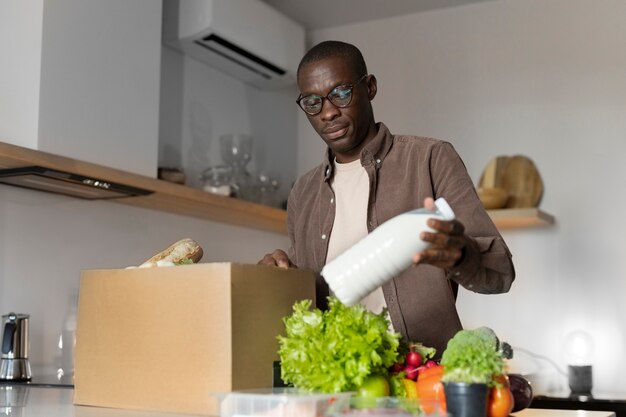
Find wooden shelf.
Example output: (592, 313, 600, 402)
(487, 207, 555, 229)
(0, 141, 288, 235)
(0, 141, 554, 235)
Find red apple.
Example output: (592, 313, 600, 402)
(406, 351, 423, 367)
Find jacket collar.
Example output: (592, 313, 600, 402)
(321, 122, 393, 182)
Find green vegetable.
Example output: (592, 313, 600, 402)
(440, 327, 507, 386)
(388, 371, 408, 397)
(174, 258, 194, 265)
(408, 341, 437, 361)
(278, 297, 401, 393)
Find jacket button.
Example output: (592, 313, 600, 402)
(376, 159, 381, 164)
(330, 198, 334, 204)
(321, 234, 327, 240)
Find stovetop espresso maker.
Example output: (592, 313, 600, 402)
(1, 312, 32, 380)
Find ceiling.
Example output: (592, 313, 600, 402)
(261, 0, 493, 30)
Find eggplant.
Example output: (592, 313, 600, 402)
(508, 373, 534, 412)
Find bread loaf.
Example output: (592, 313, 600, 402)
(139, 238, 203, 267)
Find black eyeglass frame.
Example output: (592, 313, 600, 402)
(296, 74, 369, 115)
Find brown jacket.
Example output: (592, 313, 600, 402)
(286, 122, 514, 357)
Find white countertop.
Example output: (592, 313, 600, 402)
(0, 385, 617, 417)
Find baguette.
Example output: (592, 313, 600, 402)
(139, 238, 203, 267)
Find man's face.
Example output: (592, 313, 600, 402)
(297, 57, 377, 163)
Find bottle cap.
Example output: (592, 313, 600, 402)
(434, 198, 455, 220)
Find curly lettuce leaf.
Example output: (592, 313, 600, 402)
(278, 297, 401, 393)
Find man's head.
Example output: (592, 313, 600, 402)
(296, 41, 378, 163)
(297, 40, 368, 80)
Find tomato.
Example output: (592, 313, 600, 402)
(415, 365, 446, 414)
(488, 374, 514, 417)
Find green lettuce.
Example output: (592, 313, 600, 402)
(278, 297, 401, 393)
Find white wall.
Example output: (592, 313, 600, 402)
(304, 0, 626, 395)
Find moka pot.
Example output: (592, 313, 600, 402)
(0, 312, 32, 380)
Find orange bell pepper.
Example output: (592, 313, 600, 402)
(415, 365, 446, 414)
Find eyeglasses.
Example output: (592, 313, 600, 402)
(296, 74, 368, 116)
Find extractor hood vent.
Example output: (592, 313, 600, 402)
(0, 166, 153, 200)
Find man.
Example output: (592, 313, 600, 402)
(259, 40, 514, 356)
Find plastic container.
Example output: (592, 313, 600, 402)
(217, 388, 352, 417)
(321, 198, 455, 306)
(326, 395, 448, 416)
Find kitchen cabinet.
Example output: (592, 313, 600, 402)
(0, 141, 554, 235)
(2, 1, 162, 178)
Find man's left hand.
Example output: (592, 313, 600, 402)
(412, 197, 466, 270)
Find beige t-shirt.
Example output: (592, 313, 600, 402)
(327, 158, 387, 316)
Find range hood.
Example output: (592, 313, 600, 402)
(0, 166, 152, 200)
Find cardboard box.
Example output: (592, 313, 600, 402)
(73, 263, 316, 415)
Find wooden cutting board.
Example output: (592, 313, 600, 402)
(478, 156, 510, 189)
(501, 155, 543, 208)
(478, 155, 543, 208)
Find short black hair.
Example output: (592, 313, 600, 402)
(297, 40, 368, 78)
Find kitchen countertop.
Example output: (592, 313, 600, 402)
(0, 385, 617, 417)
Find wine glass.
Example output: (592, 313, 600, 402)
(220, 134, 253, 177)
(257, 170, 281, 207)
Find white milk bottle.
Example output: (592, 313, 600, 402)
(321, 198, 455, 306)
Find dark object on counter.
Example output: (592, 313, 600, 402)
(443, 382, 489, 417)
(531, 394, 626, 417)
(272, 361, 291, 388)
(569, 364, 593, 396)
(1, 312, 32, 381)
(0, 373, 73, 388)
(158, 167, 186, 185)
(509, 373, 533, 412)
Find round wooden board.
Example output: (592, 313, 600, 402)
(478, 156, 510, 189)
(500, 155, 543, 208)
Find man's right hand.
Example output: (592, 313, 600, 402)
(257, 249, 294, 269)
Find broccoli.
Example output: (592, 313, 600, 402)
(440, 327, 512, 386)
